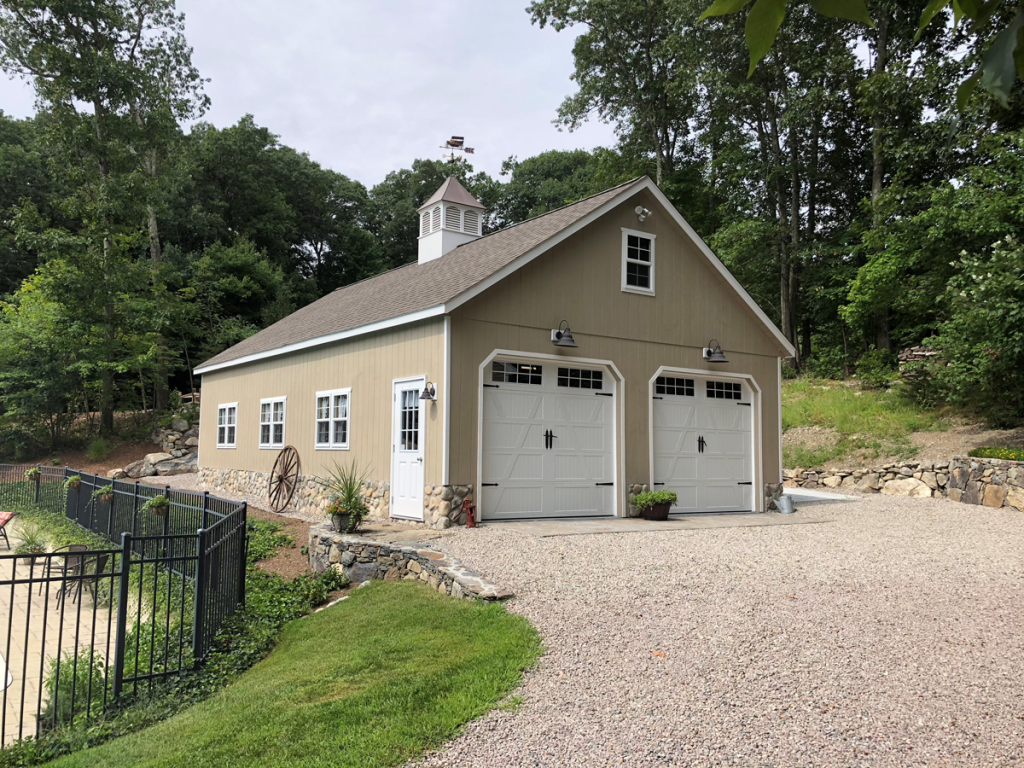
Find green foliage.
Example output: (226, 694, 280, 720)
(319, 458, 370, 533)
(44, 583, 540, 768)
(140, 494, 170, 516)
(85, 438, 111, 462)
(926, 236, 1024, 427)
(855, 348, 898, 390)
(245, 520, 293, 565)
(968, 447, 1024, 461)
(632, 490, 679, 510)
(41, 650, 108, 728)
(24, 466, 40, 480)
(91, 485, 114, 502)
(13, 523, 47, 556)
(8, 503, 109, 552)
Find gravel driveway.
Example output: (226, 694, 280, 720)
(416, 496, 1023, 768)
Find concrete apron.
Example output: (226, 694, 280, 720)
(483, 512, 832, 538)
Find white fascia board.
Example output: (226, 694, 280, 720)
(443, 177, 796, 358)
(193, 305, 446, 375)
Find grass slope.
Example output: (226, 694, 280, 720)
(47, 582, 540, 768)
(783, 378, 947, 467)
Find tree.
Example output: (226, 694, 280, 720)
(493, 150, 599, 225)
(529, 0, 704, 185)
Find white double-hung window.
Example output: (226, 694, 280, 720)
(259, 397, 286, 449)
(217, 403, 237, 448)
(621, 228, 656, 296)
(314, 389, 351, 450)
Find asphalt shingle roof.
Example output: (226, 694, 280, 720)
(197, 177, 644, 370)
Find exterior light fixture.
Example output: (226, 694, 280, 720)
(552, 320, 578, 348)
(635, 205, 652, 222)
(703, 340, 728, 363)
(419, 381, 437, 401)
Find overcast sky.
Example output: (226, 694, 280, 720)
(0, 0, 619, 188)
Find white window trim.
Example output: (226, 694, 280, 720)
(216, 402, 237, 449)
(259, 396, 287, 449)
(314, 388, 351, 450)
(621, 227, 656, 296)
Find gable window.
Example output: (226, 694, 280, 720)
(557, 367, 603, 390)
(707, 380, 742, 400)
(217, 403, 237, 448)
(655, 376, 694, 396)
(315, 389, 350, 449)
(491, 361, 542, 385)
(621, 228, 656, 295)
(259, 397, 286, 448)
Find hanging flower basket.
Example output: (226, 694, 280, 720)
(145, 495, 171, 518)
(25, 468, 41, 483)
(66, 476, 82, 491)
(100, 493, 115, 504)
(93, 484, 115, 504)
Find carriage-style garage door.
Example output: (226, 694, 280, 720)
(652, 375, 754, 513)
(481, 359, 616, 520)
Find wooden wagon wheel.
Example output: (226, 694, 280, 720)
(268, 446, 301, 513)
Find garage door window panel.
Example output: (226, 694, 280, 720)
(492, 361, 542, 385)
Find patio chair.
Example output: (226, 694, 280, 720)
(41, 543, 89, 601)
(79, 553, 110, 605)
(0, 511, 14, 550)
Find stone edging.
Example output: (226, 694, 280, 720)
(308, 525, 512, 600)
(784, 455, 1024, 511)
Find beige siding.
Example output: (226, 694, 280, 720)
(448, 191, 784, 503)
(198, 319, 446, 485)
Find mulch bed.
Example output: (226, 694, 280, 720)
(246, 504, 314, 580)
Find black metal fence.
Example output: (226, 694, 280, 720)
(0, 464, 247, 747)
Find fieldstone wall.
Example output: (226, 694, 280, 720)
(197, 467, 471, 528)
(626, 483, 650, 518)
(784, 456, 1024, 511)
(308, 526, 511, 600)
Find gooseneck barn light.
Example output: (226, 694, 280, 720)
(552, 320, 578, 348)
(703, 340, 728, 363)
(419, 381, 437, 401)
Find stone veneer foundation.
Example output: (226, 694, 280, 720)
(198, 467, 471, 529)
(308, 526, 511, 600)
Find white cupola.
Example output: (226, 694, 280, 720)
(417, 177, 486, 264)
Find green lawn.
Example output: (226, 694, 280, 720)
(782, 378, 948, 468)
(47, 582, 540, 768)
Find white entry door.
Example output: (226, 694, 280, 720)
(481, 359, 616, 520)
(391, 378, 425, 520)
(652, 375, 753, 513)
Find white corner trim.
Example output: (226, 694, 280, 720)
(475, 349, 626, 521)
(442, 316, 451, 486)
(647, 367, 765, 513)
(193, 305, 446, 375)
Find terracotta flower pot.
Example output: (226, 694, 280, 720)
(641, 503, 671, 521)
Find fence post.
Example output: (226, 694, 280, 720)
(192, 527, 208, 664)
(111, 532, 133, 700)
(237, 502, 247, 608)
(132, 482, 140, 539)
(33, 464, 40, 504)
(202, 491, 209, 530)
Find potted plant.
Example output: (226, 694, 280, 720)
(15, 525, 47, 564)
(633, 490, 678, 521)
(93, 484, 115, 504)
(65, 475, 82, 492)
(143, 494, 170, 518)
(319, 459, 370, 534)
(25, 467, 41, 483)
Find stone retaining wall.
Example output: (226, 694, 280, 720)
(784, 456, 1024, 510)
(198, 467, 471, 528)
(308, 525, 511, 600)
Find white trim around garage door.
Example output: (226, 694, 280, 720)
(476, 349, 626, 520)
(648, 367, 764, 513)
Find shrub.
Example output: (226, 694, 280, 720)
(856, 348, 898, 390)
(246, 520, 293, 564)
(968, 446, 1024, 461)
(804, 346, 850, 380)
(40, 649, 107, 728)
(85, 438, 112, 462)
(319, 459, 370, 533)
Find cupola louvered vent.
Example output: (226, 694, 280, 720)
(445, 205, 462, 230)
(463, 209, 479, 235)
(420, 211, 431, 236)
(431, 206, 441, 232)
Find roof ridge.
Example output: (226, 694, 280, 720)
(454, 175, 645, 250)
